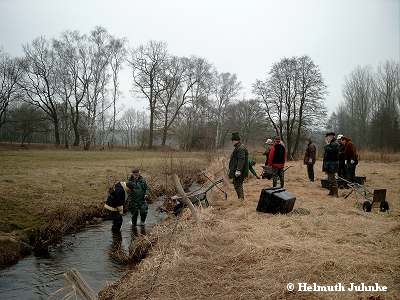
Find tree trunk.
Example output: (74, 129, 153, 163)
(149, 108, 154, 148)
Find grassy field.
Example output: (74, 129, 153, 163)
(0, 147, 211, 265)
(100, 159, 400, 299)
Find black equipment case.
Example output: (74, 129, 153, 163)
(256, 187, 296, 214)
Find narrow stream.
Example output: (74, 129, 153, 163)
(0, 199, 167, 300)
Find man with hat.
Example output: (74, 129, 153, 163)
(263, 138, 274, 166)
(104, 181, 134, 232)
(228, 132, 249, 201)
(127, 168, 150, 226)
(268, 136, 287, 188)
(323, 132, 339, 197)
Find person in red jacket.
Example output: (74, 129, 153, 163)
(268, 136, 287, 188)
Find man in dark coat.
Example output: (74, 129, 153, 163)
(128, 169, 150, 226)
(303, 138, 317, 182)
(228, 132, 249, 201)
(268, 136, 287, 188)
(340, 136, 358, 182)
(337, 134, 346, 178)
(323, 132, 339, 197)
(104, 181, 133, 232)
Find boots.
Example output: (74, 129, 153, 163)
(332, 187, 339, 198)
(328, 187, 339, 197)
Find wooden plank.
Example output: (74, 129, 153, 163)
(64, 268, 97, 300)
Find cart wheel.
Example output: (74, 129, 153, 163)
(362, 201, 372, 212)
(380, 201, 389, 212)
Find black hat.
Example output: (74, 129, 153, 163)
(325, 132, 335, 137)
(231, 132, 241, 141)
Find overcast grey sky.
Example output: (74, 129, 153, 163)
(0, 0, 399, 113)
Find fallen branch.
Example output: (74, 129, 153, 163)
(172, 174, 200, 223)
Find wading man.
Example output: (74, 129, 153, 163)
(228, 132, 249, 201)
(323, 132, 339, 197)
(128, 169, 150, 226)
(268, 136, 287, 188)
(303, 138, 317, 182)
(104, 181, 134, 232)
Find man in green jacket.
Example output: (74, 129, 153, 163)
(128, 169, 150, 226)
(228, 132, 249, 201)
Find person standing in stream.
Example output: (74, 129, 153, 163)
(128, 169, 150, 226)
(104, 181, 134, 232)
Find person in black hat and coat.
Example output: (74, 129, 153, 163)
(228, 132, 249, 201)
(104, 181, 133, 232)
(322, 132, 339, 197)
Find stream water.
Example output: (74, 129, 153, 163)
(0, 199, 167, 300)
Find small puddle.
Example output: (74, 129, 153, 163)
(0, 199, 167, 299)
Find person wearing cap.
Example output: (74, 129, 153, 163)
(322, 132, 339, 197)
(340, 136, 358, 182)
(337, 134, 346, 178)
(104, 181, 133, 232)
(303, 138, 317, 182)
(263, 138, 274, 166)
(127, 169, 150, 226)
(228, 132, 249, 201)
(268, 136, 287, 188)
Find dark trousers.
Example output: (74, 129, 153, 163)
(130, 200, 148, 225)
(327, 172, 338, 190)
(110, 211, 123, 232)
(233, 176, 245, 200)
(272, 168, 284, 188)
(345, 164, 356, 182)
(338, 161, 345, 178)
(306, 164, 314, 181)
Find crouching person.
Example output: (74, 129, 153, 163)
(128, 169, 150, 226)
(104, 181, 133, 232)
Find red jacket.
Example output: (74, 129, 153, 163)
(268, 142, 287, 169)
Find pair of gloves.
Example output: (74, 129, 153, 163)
(345, 160, 355, 165)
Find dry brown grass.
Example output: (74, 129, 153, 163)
(100, 159, 400, 300)
(0, 149, 210, 262)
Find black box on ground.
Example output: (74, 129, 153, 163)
(256, 187, 296, 214)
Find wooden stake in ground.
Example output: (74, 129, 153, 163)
(172, 174, 200, 223)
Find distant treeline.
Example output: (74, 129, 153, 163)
(4, 26, 396, 154)
(327, 61, 400, 151)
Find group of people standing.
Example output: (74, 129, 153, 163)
(228, 131, 358, 201)
(323, 132, 358, 197)
(228, 132, 287, 200)
(104, 169, 150, 232)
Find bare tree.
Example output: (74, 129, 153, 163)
(22, 37, 61, 145)
(129, 41, 168, 148)
(109, 37, 127, 146)
(0, 51, 25, 129)
(82, 27, 112, 150)
(253, 56, 327, 158)
(213, 72, 241, 148)
(53, 30, 90, 147)
(225, 99, 269, 144)
(342, 66, 374, 147)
